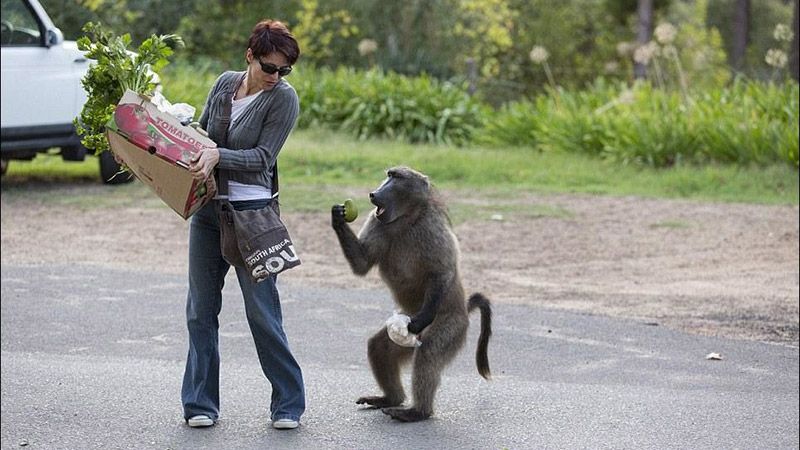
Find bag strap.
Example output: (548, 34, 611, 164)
(216, 75, 237, 198)
(272, 162, 280, 200)
(219, 92, 233, 147)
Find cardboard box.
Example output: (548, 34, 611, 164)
(105, 90, 216, 219)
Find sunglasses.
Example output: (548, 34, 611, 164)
(258, 60, 292, 77)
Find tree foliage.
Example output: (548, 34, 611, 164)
(450, 0, 515, 78)
(41, 0, 798, 103)
(292, 0, 358, 66)
(707, 0, 794, 78)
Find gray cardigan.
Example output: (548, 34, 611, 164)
(198, 71, 299, 192)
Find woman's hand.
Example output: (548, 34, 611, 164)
(189, 147, 220, 181)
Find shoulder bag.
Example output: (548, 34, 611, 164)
(215, 79, 301, 282)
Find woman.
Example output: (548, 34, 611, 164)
(182, 19, 304, 430)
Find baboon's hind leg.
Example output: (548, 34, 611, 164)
(381, 405, 430, 422)
(381, 349, 443, 422)
(381, 348, 442, 421)
(383, 317, 467, 422)
(357, 327, 414, 408)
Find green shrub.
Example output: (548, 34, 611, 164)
(160, 61, 798, 168)
(476, 99, 544, 148)
(161, 63, 484, 146)
(292, 67, 484, 146)
(481, 79, 799, 168)
(689, 80, 799, 166)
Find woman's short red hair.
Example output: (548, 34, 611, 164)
(248, 20, 300, 65)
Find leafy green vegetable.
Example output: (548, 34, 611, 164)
(74, 22, 183, 155)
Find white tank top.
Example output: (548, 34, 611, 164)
(227, 93, 271, 201)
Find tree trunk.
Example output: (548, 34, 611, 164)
(791, 0, 799, 81)
(731, 0, 750, 73)
(634, 0, 654, 79)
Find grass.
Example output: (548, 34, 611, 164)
(3, 129, 797, 215)
(280, 128, 798, 206)
(649, 220, 692, 229)
(4, 149, 100, 181)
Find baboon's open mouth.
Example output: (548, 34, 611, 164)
(372, 197, 387, 219)
(371, 194, 392, 222)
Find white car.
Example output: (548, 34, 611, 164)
(1, 0, 129, 183)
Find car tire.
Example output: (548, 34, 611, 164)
(99, 151, 134, 184)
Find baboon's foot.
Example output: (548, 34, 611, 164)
(381, 407, 430, 422)
(356, 396, 403, 409)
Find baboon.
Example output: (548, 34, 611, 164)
(331, 166, 492, 422)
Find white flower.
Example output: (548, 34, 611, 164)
(693, 49, 710, 68)
(773, 24, 794, 42)
(633, 41, 659, 65)
(654, 23, 677, 45)
(765, 48, 788, 68)
(616, 41, 636, 57)
(529, 45, 549, 64)
(604, 61, 620, 73)
(358, 39, 378, 56)
(594, 88, 636, 115)
(617, 89, 635, 105)
(661, 45, 678, 58)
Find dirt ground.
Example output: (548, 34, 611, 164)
(1, 182, 798, 346)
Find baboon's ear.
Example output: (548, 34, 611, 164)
(419, 174, 431, 192)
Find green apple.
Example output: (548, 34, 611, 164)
(343, 198, 358, 222)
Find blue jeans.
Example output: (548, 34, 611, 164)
(182, 200, 305, 422)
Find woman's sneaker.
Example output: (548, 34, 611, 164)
(187, 415, 215, 428)
(272, 418, 299, 429)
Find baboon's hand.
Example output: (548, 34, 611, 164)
(331, 204, 347, 227)
(385, 312, 422, 347)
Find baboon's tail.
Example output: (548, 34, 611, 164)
(468, 293, 492, 380)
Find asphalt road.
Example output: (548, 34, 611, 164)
(1, 263, 798, 450)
